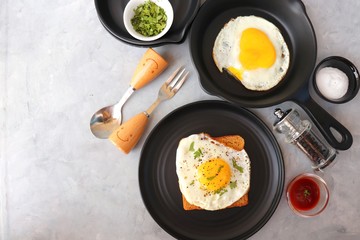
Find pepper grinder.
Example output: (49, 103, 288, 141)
(273, 108, 337, 171)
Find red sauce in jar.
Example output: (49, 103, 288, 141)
(289, 177, 320, 211)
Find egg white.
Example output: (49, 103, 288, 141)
(213, 15, 290, 91)
(176, 133, 251, 211)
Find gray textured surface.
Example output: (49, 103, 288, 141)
(1, 0, 360, 239)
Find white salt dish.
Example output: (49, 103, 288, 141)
(313, 56, 360, 104)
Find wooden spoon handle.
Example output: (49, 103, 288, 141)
(130, 48, 168, 90)
(108, 112, 148, 154)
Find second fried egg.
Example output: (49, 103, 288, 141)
(213, 15, 290, 91)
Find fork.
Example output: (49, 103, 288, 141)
(108, 67, 189, 154)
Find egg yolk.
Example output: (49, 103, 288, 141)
(197, 158, 231, 191)
(226, 28, 276, 81)
(240, 28, 276, 70)
(227, 66, 244, 80)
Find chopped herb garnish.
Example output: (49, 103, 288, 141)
(230, 180, 237, 189)
(131, 0, 167, 37)
(189, 141, 195, 151)
(232, 159, 244, 173)
(215, 188, 228, 196)
(194, 148, 203, 159)
(190, 180, 195, 186)
(304, 189, 311, 198)
(206, 165, 224, 181)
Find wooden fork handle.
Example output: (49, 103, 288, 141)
(108, 112, 148, 154)
(130, 48, 168, 90)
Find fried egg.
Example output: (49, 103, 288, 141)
(176, 133, 251, 211)
(213, 15, 290, 91)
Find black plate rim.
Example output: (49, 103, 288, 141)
(138, 100, 285, 240)
(94, 0, 201, 47)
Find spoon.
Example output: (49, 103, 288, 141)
(90, 48, 168, 139)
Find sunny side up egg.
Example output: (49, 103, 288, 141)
(176, 133, 251, 211)
(213, 15, 290, 91)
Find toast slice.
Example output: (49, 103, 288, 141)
(182, 134, 249, 210)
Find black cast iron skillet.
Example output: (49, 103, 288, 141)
(189, 0, 352, 150)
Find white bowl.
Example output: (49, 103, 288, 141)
(123, 0, 174, 41)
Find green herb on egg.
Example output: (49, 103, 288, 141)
(214, 187, 228, 196)
(232, 158, 244, 173)
(206, 165, 224, 181)
(230, 180, 237, 189)
(194, 148, 203, 159)
(131, 0, 167, 37)
(189, 141, 195, 151)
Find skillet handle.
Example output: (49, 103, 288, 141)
(296, 98, 353, 150)
(289, 0, 307, 12)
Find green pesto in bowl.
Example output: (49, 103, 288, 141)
(131, 1, 167, 37)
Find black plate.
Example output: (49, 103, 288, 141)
(139, 101, 284, 240)
(94, 0, 201, 47)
